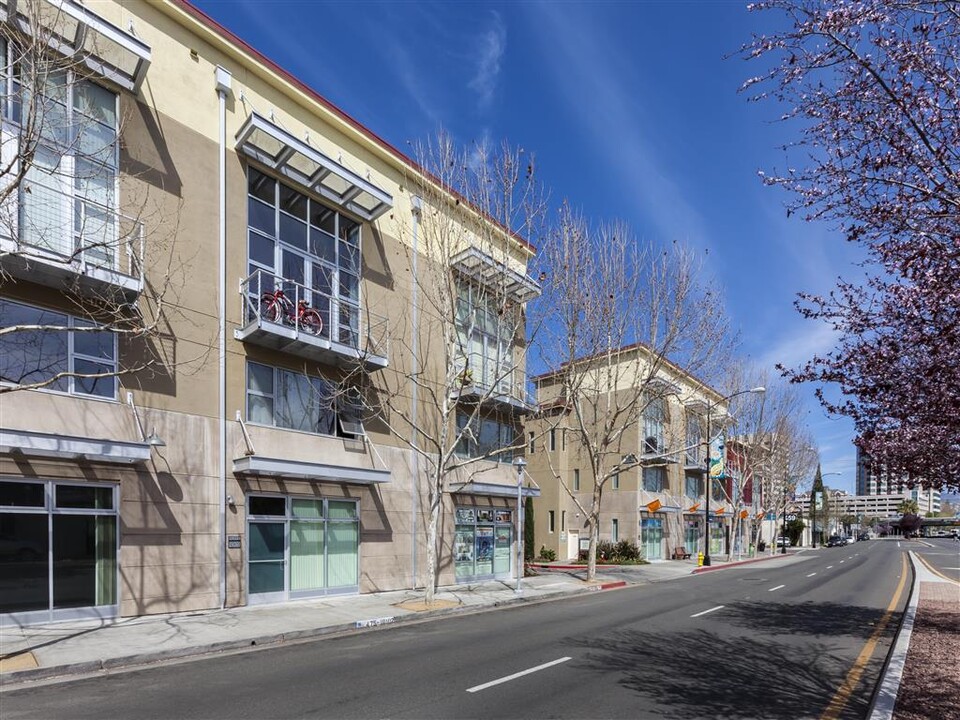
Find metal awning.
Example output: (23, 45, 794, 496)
(233, 455, 390, 485)
(0, 0, 151, 91)
(0, 428, 151, 464)
(448, 481, 540, 498)
(235, 112, 393, 222)
(450, 247, 541, 303)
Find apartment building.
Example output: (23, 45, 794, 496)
(0, 0, 536, 625)
(795, 488, 942, 524)
(525, 345, 728, 562)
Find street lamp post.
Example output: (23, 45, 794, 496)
(513, 456, 527, 593)
(702, 387, 765, 566)
(781, 483, 788, 555)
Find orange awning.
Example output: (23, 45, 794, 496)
(646, 499, 663, 513)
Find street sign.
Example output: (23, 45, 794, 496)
(785, 513, 798, 522)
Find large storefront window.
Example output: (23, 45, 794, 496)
(454, 507, 513, 581)
(0, 480, 117, 623)
(641, 515, 663, 560)
(709, 519, 724, 555)
(247, 495, 359, 604)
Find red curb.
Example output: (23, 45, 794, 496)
(691, 553, 793, 574)
(598, 581, 627, 590)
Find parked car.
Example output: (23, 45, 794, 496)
(857, 533, 871, 541)
(776, 536, 791, 548)
(845, 536, 856, 545)
(827, 535, 845, 547)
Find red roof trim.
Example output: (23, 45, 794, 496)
(168, 0, 536, 254)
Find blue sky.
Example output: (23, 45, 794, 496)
(195, 0, 863, 491)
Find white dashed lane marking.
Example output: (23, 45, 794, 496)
(466, 657, 572, 693)
(691, 605, 725, 618)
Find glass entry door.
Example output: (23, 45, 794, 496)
(247, 495, 358, 604)
(684, 518, 700, 556)
(642, 516, 663, 560)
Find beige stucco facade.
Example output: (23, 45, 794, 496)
(0, 0, 534, 623)
(526, 348, 730, 563)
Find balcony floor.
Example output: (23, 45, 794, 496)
(235, 319, 388, 371)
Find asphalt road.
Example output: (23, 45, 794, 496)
(911, 536, 960, 581)
(1, 540, 912, 720)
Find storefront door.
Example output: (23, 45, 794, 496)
(642, 515, 663, 560)
(454, 507, 513, 582)
(684, 517, 700, 555)
(247, 495, 358, 604)
(0, 480, 118, 625)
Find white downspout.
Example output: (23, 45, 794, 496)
(410, 195, 422, 587)
(215, 66, 232, 610)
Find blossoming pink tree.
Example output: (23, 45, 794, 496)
(743, 1, 960, 490)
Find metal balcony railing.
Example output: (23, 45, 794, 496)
(238, 268, 389, 366)
(16, 176, 143, 286)
(454, 350, 531, 409)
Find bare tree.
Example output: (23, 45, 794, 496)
(719, 367, 814, 557)
(0, 1, 187, 396)
(533, 205, 733, 580)
(365, 132, 547, 603)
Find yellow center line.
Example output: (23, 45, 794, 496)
(820, 553, 909, 720)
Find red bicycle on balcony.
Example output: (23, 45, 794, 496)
(260, 287, 323, 335)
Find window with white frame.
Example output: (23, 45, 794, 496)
(612, 518, 619, 542)
(685, 472, 703, 498)
(548, 510, 555, 533)
(454, 412, 515, 463)
(454, 280, 515, 395)
(0, 298, 117, 398)
(12, 60, 120, 266)
(611, 472, 620, 490)
(573, 469, 580, 491)
(246, 167, 362, 346)
(246, 361, 363, 438)
(643, 396, 667, 455)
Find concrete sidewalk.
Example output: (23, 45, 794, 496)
(0, 549, 800, 685)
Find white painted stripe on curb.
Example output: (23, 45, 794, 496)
(691, 605, 725, 618)
(467, 657, 572, 693)
(869, 553, 919, 720)
(768, 585, 785, 592)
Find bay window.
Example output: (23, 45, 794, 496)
(643, 396, 666, 455)
(246, 167, 361, 346)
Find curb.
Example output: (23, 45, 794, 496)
(0, 582, 628, 685)
(690, 552, 796, 574)
(867, 552, 919, 720)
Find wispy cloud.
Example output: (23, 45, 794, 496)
(468, 12, 507, 109)
(526, 3, 711, 250)
(757, 321, 839, 374)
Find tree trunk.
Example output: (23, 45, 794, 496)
(424, 479, 442, 604)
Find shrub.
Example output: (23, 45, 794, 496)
(614, 539, 641, 562)
(538, 546, 557, 562)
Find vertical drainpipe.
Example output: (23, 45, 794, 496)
(215, 66, 232, 609)
(409, 195, 422, 588)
